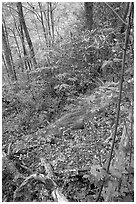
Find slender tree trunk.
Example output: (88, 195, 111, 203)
(18, 19, 30, 71)
(38, 2, 48, 47)
(33, 11, 42, 45)
(14, 31, 22, 59)
(12, 28, 24, 71)
(120, 2, 134, 34)
(120, 2, 130, 33)
(2, 53, 12, 85)
(49, 2, 54, 45)
(2, 53, 10, 78)
(16, 2, 37, 68)
(9, 7, 23, 67)
(43, 3, 52, 47)
(10, 6, 26, 71)
(2, 24, 16, 81)
(17, 3, 32, 70)
(3, 17, 17, 80)
(47, 2, 51, 46)
(84, 2, 93, 31)
(12, 28, 22, 59)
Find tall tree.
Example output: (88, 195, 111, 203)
(49, 3, 54, 45)
(47, 2, 51, 44)
(38, 2, 48, 46)
(8, 5, 25, 71)
(18, 11, 31, 71)
(43, 3, 51, 47)
(2, 24, 17, 81)
(3, 15, 17, 80)
(84, 2, 93, 31)
(16, 2, 37, 69)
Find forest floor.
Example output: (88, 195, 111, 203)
(2, 79, 134, 202)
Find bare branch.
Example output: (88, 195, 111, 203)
(105, 2, 127, 26)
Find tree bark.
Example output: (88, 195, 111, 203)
(9, 7, 24, 71)
(2, 24, 16, 81)
(17, 13, 30, 71)
(16, 2, 37, 68)
(84, 2, 93, 31)
(47, 2, 51, 47)
(38, 2, 48, 46)
(3, 17, 17, 80)
(49, 3, 54, 45)
(120, 2, 130, 33)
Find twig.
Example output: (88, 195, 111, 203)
(105, 3, 127, 26)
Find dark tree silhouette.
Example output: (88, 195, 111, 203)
(84, 2, 93, 31)
(16, 2, 37, 69)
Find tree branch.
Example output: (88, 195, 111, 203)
(105, 2, 128, 26)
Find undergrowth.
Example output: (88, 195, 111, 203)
(2, 25, 134, 202)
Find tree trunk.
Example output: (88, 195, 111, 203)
(120, 2, 130, 33)
(32, 11, 42, 46)
(47, 2, 52, 47)
(43, 3, 52, 47)
(84, 2, 93, 31)
(49, 3, 54, 45)
(3, 17, 17, 80)
(9, 7, 23, 70)
(2, 53, 10, 81)
(2, 24, 16, 81)
(16, 2, 37, 68)
(10, 6, 26, 71)
(18, 14, 30, 71)
(38, 2, 48, 47)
